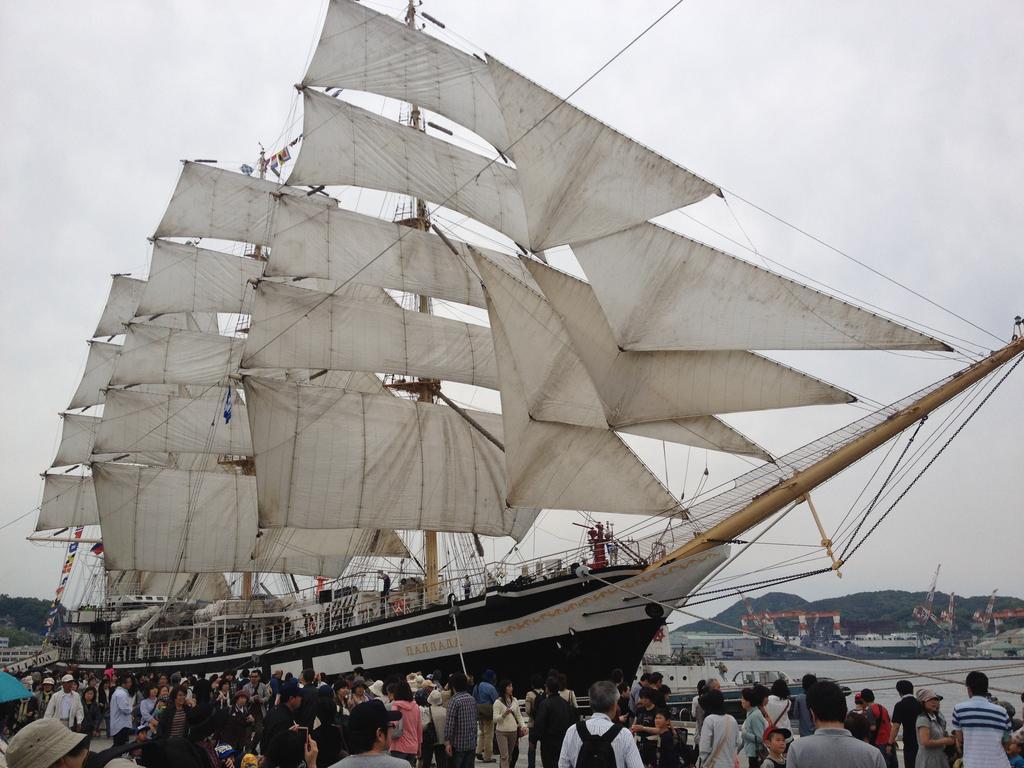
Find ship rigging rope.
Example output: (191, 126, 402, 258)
(836, 417, 928, 560)
(610, 361, 994, 551)
(702, 352, 1021, 594)
(584, 572, 1023, 697)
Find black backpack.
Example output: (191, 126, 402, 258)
(574, 721, 623, 768)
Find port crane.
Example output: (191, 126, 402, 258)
(972, 589, 999, 631)
(912, 564, 941, 625)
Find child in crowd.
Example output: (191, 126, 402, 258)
(760, 728, 789, 768)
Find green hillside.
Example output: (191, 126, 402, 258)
(674, 590, 1024, 637)
(0, 594, 50, 645)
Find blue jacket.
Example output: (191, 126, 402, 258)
(474, 681, 498, 705)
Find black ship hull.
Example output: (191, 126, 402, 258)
(67, 549, 726, 690)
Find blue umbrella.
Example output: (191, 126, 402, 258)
(0, 670, 31, 704)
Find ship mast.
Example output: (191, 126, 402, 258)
(647, 334, 1024, 571)
(241, 146, 270, 602)
(394, 0, 440, 604)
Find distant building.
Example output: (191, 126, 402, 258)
(0, 636, 8, 648)
(671, 632, 759, 659)
(0, 645, 43, 666)
(975, 627, 1024, 658)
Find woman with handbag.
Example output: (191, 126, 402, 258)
(494, 680, 527, 768)
(740, 687, 768, 768)
(698, 690, 741, 768)
(914, 689, 956, 768)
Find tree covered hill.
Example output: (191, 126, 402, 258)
(674, 590, 1024, 636)
(0, 594, 50, 645)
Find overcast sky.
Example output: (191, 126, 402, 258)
(1, 1, 1021, 621)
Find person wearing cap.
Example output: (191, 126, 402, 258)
(423, 688, 448, 768)
(889, 680, 921, 768)
(328, 699, 405, 768)
(786, 680, 884, 768)
(760, 727, 790, 767)
(43, 675, 84, 732)
(33, 678, 55, 718)
(6, 718, 89, 768)
(218, 689, 255, 751)
(261, 679, 310, 768)
(914, 688, 955, 768)
(349, 678, 371, 711)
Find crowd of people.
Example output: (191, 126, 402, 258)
(0, 663, 1022, 768)
(691, 670, 1022, 768)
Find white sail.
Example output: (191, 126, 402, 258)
(244, 376, 534, 539)
(303, 0, 510, 151)
(290, 89, 529, 246)
(94, 462, 257, 573)
(110, 324, 243, 387)
(137, 240, 264, 315)
(153, 161, 335, 245)
(94, 276, 145, 338)
(105, 571, 231, 601)
(147, 572, 231, 601)
(254, 527, 410, 576)
(243, 281, 497, 388)
(623, 417, 770, 461)
(488, 311, 683, 515)
(472, 250, 607, 428)
(486, 59, 719, 251)
(571, 222, 949, 352)
(36, 474, 99, 531)
(95, 388, 251, 456)
(524, 259, 854, 421)
(68, 341, 122, 409)
(51, 414, 103, 467)
(266, 195, 486, 308)
(93, 273, 222, 339)
(94, 462, 409, 576)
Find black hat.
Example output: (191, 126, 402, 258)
(349, 700, 402, 735)
(280, 680, 303, 699)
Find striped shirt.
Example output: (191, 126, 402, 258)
(951, 696, 1011, 768)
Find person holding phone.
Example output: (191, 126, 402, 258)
(262, 680, 311, 768)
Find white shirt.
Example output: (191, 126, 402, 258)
(764, 696, 792, 732)
(557, 713, 644, 768)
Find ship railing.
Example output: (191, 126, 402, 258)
(76, 527, 696, 664)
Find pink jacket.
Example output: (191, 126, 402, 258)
(390, 699, 422, 756)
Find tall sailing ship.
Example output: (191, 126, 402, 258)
(20, 0, 1023, 687)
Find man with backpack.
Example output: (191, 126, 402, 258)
(858, 689, 895, 765)
(557, 680, 643, 768)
